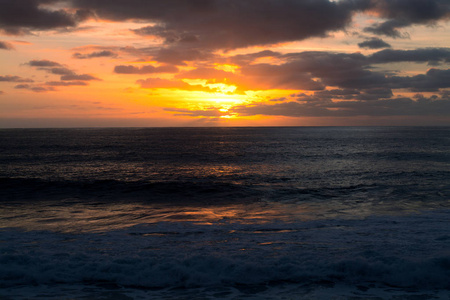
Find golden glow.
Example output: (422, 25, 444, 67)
(182, 78, 208, 86)
(214, 64, 239, 73)
(205, 83, 237, 94)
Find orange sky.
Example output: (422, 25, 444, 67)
(1, 0, 450, 127)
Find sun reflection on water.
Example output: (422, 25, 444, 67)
(0, 200, 315, 233)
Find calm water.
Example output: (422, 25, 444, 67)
(1, 127, 449, 299)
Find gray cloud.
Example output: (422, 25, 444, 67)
(29, 86, 56, 93)
(138, 48, 450, 94)
(390, 68, 450, 92)
(2, 0, 448, 49)
(27, 60, 62, 67)
(369, 48, 450, 65)
(41, 67, 75, 75)
(69, 0, 449, 54)
(14, 84, 56, 93)
(0, 75, 34, 82)
(73, 50, 118, 59)
(153, 48, 214, 65)
(15, 80, 90, 91)
(312, 88, 361, 100)
(46, 81, 88, 86)
(231, 50, 450, 93)
(0, 40, 14, 50)
(239, 52, 373, 90)
(14, 84, 31, 89)
(353, 88, 393, 101)
(358, 37, 391, 49)
(230, 94, 450, 118)
(228, 50, 282, 65)
(0, 0, 89, 35)
(74, 0, 359, 50)
(60, 74, 101, 81)
(364, 19, 410, 38)
(26, 59, 101, 82)
(363, 0, 450, 38)
(114, 65, 178, 74)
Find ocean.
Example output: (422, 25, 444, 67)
(1, 127, 449, 299)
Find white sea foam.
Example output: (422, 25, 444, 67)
(1, 210, 449, 298)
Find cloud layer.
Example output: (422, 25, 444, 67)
(1, 0, 449, 123)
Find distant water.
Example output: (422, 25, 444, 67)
(1, 127, 449, 299)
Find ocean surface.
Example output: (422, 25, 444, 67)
(1, 127, 449, 299)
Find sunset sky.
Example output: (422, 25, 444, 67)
(1, 0, 449, 127)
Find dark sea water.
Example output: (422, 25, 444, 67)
(1, 127, 449, 299)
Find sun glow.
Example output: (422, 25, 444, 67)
(206, 83, 237, 94)
(214, 64, 239, 73)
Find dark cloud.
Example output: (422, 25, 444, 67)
(240, 63, 326, 91)
(162, 48, 450, 94)
(46, 81, 88, 86)
(0, 90, 4, 95)
(14, 84, 31, 89)
(230, 94, 450, 118)
(2, 0, 448, 48)
(70, 45, 214, 66)
(26, 59, 101, 81)
(74, 0, 359, 50)
(15, 80, 91, 91)
(69, 0, 449, 55)
(364, 19, 410, 38)
(211, 49, 450, 94)
(228, 50, 282, 65)
(0, 40, 14, 50)
(369, 0, 449, 22)
(27, 59, 62, 67)
(239, 52, 371, 90)
(72, 0, 216, 22)
(313, 88, 361, 99)
(391, 68, 450, 92)
(29, 86, 56, 93)
(0, 0, 88, 35)
(14, 84, 56, 93)
(60, 74, 101, 81)
(73, 50, 118, 59)
(132, 25, 200, 44)
(358, 37, 391, 49)
(354, 88, 393, 100)
(114, 65, 178, 74)
(363, 0, 450, 38)
(42, 67, 75, 75)
(369, 48, 450, 65)
(0, 75, 34, 82)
